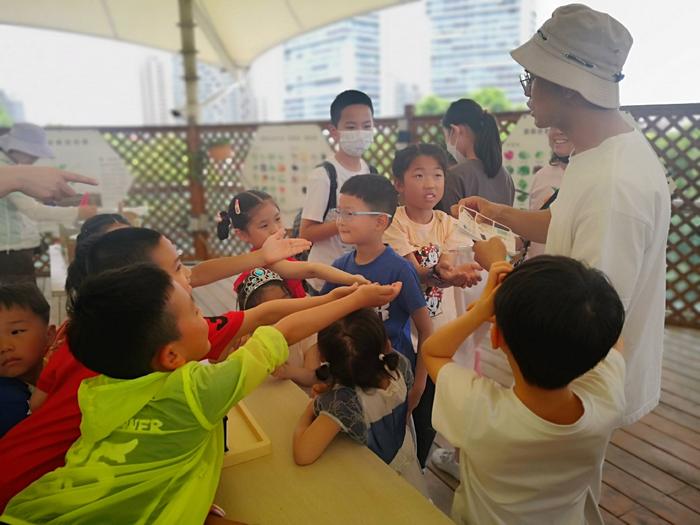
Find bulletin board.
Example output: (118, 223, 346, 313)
(241, 125, 333, 224)
(502, 115, 550, 209)
(37, 129, 134, 210)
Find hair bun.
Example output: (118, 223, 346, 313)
(315, 362, 331, 381)
(382, 352, 400, 371)
(216, 211, 232, 240)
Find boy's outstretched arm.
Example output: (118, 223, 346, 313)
(274, 283, 402, 346)
(189, 231, 311, 287)
(423, 262, 512, 383)
(237, 284, 359, 337)
(268, 259, 369, 286)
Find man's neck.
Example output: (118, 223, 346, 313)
(505, 351, 584, 425)
(560, 108, 633, 155)
(335, 150, 363, 172)
(354, 239, 386, 265)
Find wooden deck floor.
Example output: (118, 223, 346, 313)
(41, 277, 700, 524)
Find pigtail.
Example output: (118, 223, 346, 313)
(216, 210, 232, 240)
(381, 351, 400, 371)
(315, 362, 331, 382)
(475, 110, 503, 178)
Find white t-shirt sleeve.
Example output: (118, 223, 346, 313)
(432, 362, 481, 448)
(301, 166, 331, 223)
(568, 208, 650, 310)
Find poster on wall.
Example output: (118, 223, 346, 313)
(502, 115, 550, 209)
(241, 124, 333, 224)
(37, 129, 134, 210)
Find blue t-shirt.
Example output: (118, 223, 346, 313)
(0, 377, 30, 437)
(321, 246, 426, 368)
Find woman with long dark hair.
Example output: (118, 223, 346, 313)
(436, 98, 515, 213)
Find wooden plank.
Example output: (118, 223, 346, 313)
(610, 431, 700, 489)
(661, 357, 700, 383)
(604, 444, 685, 494)
(619, 506, 672, 525)
(661, 370, 700, 403)
(603, 462, 700, 524)
(660, 391, 700, 419)
(653, 403, 700, 433)
(670, 485, 700, 514)
(600, 482, 640, 517)
(601, 507, 626, 525)
(642, 412, 700, 450)
(623, 422, 700, 468)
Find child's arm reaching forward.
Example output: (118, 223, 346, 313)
(268, 259, 369, 287)
(189, 231, 311, 287)
(423, 262, 512, 383)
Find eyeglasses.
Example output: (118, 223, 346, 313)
(519, 71, 533, 97)
(331, 208, 393, 222)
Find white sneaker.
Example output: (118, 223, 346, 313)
(431, 448, 460, 480)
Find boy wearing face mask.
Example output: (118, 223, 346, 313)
(300, 90, 377, 292)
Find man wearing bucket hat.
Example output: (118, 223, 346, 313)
(0, 123, 97, 283)
(457, 5, 671, 425)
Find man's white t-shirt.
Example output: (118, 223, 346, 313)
(433, 350, 626, 525)
(301, 157, 369, 291)
(545, 128, 671, 424)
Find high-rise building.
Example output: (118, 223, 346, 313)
(172, 58, 255, 124)
(426, 0, 537, 103)
(283, 14, 381, 121)
(0, 90, 25, 122)
(140, 57, 174, 125)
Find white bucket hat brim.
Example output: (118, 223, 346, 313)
(511, 38, 619, 109)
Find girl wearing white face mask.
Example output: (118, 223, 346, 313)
(437, 99, 515, 214)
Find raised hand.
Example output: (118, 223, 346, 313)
(260, 230, 312, 265)
(12, 166, 97, 202)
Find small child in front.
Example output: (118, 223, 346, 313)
(1, 264, 400, 524)
(423, 256, 626, 524)
(293, 308, 428, 496)
(0, 283, 55, 436)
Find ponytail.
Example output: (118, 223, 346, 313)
(442, 99, 503, 178)
(475, 110, 503, 178)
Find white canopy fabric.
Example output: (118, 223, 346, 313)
(0, 0, 409, 68)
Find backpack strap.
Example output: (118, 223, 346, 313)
(319, 161, 338, 220)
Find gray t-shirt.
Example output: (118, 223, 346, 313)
(436, 159, 515, 213)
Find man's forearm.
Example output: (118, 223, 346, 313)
(495, 207, 551, 244)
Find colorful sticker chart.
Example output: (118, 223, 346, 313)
(502, 115, 550, 209)
(241, 125, 333, 224)
(37, 129, 133, 210)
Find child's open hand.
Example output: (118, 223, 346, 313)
(329, 282, 359, 299)
(260, 230, 312, 265)
(436, 261, 482, 288)
(355, 282, 402, 308)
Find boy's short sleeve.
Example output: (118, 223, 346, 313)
(204, 311, 245, 361)
(185, 326, 289, 427)
(432, 362, 481, 449)
(383, 217, 414, 257)
(313, 386, 367, 444)
(301, 166, 331, 223)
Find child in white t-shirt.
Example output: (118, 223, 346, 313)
(300, 90, 378, 292)
(423, 256, 626, 525)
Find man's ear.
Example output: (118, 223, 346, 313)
(153, 343, 186, 372)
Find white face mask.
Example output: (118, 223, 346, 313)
(446, 130, 467, 165)
(338, 129, 374, 157)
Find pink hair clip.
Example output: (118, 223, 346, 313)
(234, 198, 241, 215)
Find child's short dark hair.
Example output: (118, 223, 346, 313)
(494, 256, 625, 389)
(330, 90, 374, 127)
(340, 174, 398, 222)
(392, 143, 449, 183)
(217, 190, 275, 240)
(0, 283, 50, 324)
(66, 227, 163, 309)
(315, 308, 399, 389)
(67, 264, 180, 379)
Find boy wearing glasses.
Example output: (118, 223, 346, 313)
(320, 174, 433, 422)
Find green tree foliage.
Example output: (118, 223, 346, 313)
(415, 87, 521, 116)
